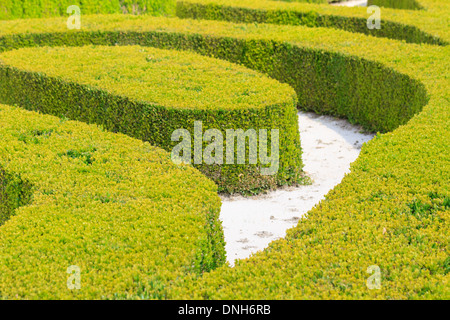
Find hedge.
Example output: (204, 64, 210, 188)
(367, 0, 423, 10)
(0, 103, 225, 299)
(0, 168, 33, 227)
(0, 45, 302, 194)
(0, 0, 176, 20)
(168, 1, 449, 299)
(274, 0, 329, 3)
(0, 0, 448, 299)
(176, 0, 448, 45)
(0, 16, 429, 134)
(275, 0, 349, 3)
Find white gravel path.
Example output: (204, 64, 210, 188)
(220, 111, 375, 266)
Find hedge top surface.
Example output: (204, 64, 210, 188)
(0, 45, 294, 111)
(0, 0, 175, 20)
(178, 0, 450, 44)
(0, 102, 223, 299)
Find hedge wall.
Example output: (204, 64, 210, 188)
(0, 169, 33, 227)
(0, 45, 302, 194)
(0, 0, 175, 20)
(176, 0, 447, 45)
(0, 103, 225, 299)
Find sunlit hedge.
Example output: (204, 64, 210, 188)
(0, 0, 448, 299)
(0, 45, 302, 194)
(0, 168, 33, 226)
(0, 0, 175, 20)
(0, 103, 225, 299)
(170, 0, 450, 299)
(0, 16, 429, 133)
(176, 0, 447, 45)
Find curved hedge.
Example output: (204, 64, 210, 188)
(0, 0, 175, 20)
(0, 45, 302, 194)
(176, 0, 448, 45)
(367, 0, 423, 10)
(169, 1, 449, 299)
(0, 168, 33, 226)
(0, 0, 448, 299)
(0, 103, 225, 299)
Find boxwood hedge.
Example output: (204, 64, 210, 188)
(0, 103, 225, 299)
(0, 45, 302, 194)
(0, 0, 448, 299)
(176, 0, 448, 45)
(0, 0, 175, 20)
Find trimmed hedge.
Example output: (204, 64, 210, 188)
(0, 45, 302, 194)
(367, 0, 423, 10)
(0, 169, 33, 227)
(0, 103, 225, 299)
(0, 0, 176, 20)
(275, 0, 348, 3)
(0, 16, 428, 134)
(176, 0, 448, 45)
(0, 0, 448, 299)
(169, 2, 450, 298)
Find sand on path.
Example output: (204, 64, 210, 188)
(220, 111, 375, 266)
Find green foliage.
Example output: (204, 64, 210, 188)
(367, 0, 423, 10)
(274, 0, 328, 4)
(0, 169, 33, 226)
(0, 0, 448, 300)
(176, 0, 447, 45)
(0, 45, 303, 194)
(0, 103, 225, 299)
(0, 0, 176, 20)
(0, 18, 428, 133)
